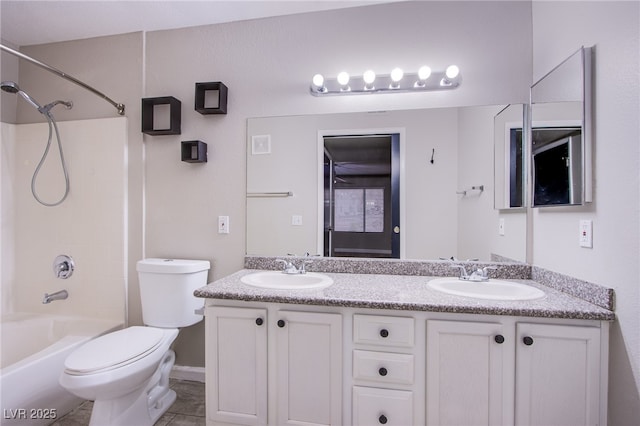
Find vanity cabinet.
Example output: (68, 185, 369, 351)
(205, 306, 342, 426)
(426, 320, 604, 426)
(205, 301, 608, 426)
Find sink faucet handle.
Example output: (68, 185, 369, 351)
(450, 264, 469, 279)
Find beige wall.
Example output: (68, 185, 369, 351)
(531, 2, 640, 424)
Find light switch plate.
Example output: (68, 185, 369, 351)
(579, 219, 592, 248)
(498, 218, 505, 236)
(218, 216, 230, 234)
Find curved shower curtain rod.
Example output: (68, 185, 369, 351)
(1, 43, 125, 115)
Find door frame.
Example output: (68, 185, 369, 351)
(317, 127, 406, 258)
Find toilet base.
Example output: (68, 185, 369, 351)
(88, 349, 176, 426)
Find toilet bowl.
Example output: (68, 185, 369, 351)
(59, 259, 210, 426)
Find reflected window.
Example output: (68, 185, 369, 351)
(334, 188, 384, 233)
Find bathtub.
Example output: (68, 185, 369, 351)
(1, 313, 122, 425)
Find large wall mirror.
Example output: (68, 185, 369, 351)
(530, 46, 592, 207)
(247, 105, 527, 263)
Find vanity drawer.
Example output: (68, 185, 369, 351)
(353, 386, 413, 426)
(353, 350, 414, 385)
(353, 314, 415, 347)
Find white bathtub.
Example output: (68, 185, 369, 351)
(1, 313, 122, 425)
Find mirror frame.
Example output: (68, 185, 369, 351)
(530, 46, 593, 207)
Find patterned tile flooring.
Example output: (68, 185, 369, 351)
(52, 379, 205, 426)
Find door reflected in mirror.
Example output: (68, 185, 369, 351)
(530, 46, 592, 207)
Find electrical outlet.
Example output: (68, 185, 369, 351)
(498, 218, 505, 236)
(292, 215, 303, 226)
(218, 216, 230, 234)
(579, 220, 592, 248)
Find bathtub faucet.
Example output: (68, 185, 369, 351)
(43, 289, 68, 304)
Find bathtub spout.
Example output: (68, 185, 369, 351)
(43, 289, 68, 304)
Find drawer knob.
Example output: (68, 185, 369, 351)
(378, 414, 388, 424)
(255, 318, 264, 326)
(277, 319, 286, 328)
(523, 336, 534, 346)
(494, 334, 505, 344)
(379, 329, 389, 338)
(378, 367, 388, 376)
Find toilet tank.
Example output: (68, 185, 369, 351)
(136, 258, 210, 328)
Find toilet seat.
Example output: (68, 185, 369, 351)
(64, 327, 165, 375)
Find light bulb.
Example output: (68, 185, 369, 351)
(390, 67, 404, 83)
(363, 70, 376, 85)
(446, 65, 460, 79)
(418, 66, 432, 80)
(337, 71, 350, 86)
(312, 74, 324, 89)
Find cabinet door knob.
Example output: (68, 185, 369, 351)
(255, 318, 264, 326)
(277, 319, 286, 328)
(523, 336, 534, 346)
(378, 367, 388, 376)
(494, 334, 505, 344)
(379, 329, 389, 338)
(378, 414, 388, 424)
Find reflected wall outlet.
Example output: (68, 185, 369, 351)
(579, 219, 592, 248)
(218, 216, 230, 234)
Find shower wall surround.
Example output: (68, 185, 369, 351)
(1, 118, 127, 321)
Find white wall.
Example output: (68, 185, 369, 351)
(532, 1, 640, 423)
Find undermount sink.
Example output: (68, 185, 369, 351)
(241, 271, 334, 290)
(427, 277, 545, 301)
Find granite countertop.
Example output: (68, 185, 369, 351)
(194, 269, 615, 321)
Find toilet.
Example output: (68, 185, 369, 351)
(59, 258, 210, 426)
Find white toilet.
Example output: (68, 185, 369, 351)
(59, 258, 210, 426)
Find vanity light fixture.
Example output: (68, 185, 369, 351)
(310, 65, 461, 96)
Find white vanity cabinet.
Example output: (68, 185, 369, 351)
(205, 306, 342, 426)
(426, 319, 606, 426)
(205, 302, 609, 426)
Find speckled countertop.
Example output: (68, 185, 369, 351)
(194, 268, 615, 321)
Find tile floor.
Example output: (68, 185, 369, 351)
(51, 379, 205, 426)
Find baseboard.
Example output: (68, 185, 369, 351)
(170, 365, 206, 383)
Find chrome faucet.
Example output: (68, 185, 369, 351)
(42, 289, 68, 304)
(275, 253, 314, 274)
(451, 265, 497, 282)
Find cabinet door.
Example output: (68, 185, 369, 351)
(515, 323, 601, 426)
(276, 311, 342, 425)
(206, 306, 267, 425)
(426, 320, 509, 426)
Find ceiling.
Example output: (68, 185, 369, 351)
(1, 0, 393, 47)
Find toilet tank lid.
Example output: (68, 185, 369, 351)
(137, 258, 210, 274)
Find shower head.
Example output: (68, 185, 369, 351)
(1, 80, 43, 110)
(1, 81, 20, 93)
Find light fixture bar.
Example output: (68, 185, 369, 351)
(310, 67, 461, 96)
